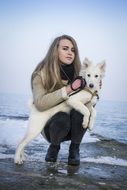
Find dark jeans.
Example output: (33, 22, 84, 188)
(43, 109, 87, 145)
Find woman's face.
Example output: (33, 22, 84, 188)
(58, 39, 75, 65)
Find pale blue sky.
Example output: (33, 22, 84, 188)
(0, 0, 127, 101)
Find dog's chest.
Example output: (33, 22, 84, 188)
(70, 90, 92, 104)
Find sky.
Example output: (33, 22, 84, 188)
(0, 0, 127, 102)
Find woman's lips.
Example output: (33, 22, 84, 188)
(66, 57, 72, 60)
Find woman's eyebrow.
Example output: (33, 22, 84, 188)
(62, 46, 69, 48)
(62, 46, 74, 49)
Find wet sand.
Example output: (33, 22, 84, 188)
(0, 135, 127, 190)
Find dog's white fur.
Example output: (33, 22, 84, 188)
(14, 58, 106, 164)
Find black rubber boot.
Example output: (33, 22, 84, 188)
(68, 143, 80, 166)
(45, 144, 60, 162)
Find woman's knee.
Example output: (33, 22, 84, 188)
(49, 112, 71, 144)
(70, 109, 83, 124)
(50, 112, 70, 128)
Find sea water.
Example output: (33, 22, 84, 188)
(0, 93, 127, 144)
(0, 93, 127, 166)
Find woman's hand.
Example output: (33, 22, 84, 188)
(66, 79, 81, 95)
(71, 79, 82, 90)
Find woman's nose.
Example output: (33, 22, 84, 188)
(67, 49, 72, 54)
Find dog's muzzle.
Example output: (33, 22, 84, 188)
(89, 83, 94, 88)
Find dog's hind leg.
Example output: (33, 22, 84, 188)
(14, 114, 48, 164)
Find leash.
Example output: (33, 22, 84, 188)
(70, 76, 86, 91)
(84, 88, 99, 101)
(68, 76, 86, 97)
(69, 82, 99, 101)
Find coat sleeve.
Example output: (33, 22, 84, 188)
(32, 74, 69, 111)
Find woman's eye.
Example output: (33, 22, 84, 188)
(87, 74, 91, 77)
(63, 47, 68, 50)
(95, 75, 98, 78)
(71, 49, 75, 53)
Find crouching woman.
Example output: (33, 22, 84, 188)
(31, 34, 87, 165)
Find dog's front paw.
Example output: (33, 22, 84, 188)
(87, 119, 94, 130)
(82, 118, 89, 128)
(87, 126, 93, 131)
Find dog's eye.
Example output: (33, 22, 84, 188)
(95, 75, 98, 78)
(87, 74, 91, 77)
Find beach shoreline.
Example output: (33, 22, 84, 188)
(0, 135, 127, 190)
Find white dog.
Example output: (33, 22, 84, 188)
(14, 58, 106, 164)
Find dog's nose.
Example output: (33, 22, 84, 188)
(89, 83, 94, 88)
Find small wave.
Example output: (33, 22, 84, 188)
(0, 115, 28, 121)
(81, 156, 127, 166)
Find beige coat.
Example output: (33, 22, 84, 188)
(32, 70, 69, 112)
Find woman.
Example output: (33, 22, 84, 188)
(31, 34, 87, 166)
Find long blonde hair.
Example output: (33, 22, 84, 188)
(31, 35, 81, 92)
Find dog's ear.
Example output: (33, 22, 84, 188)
(97, 60, 106, 77)
(83, 57, 92, 68)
